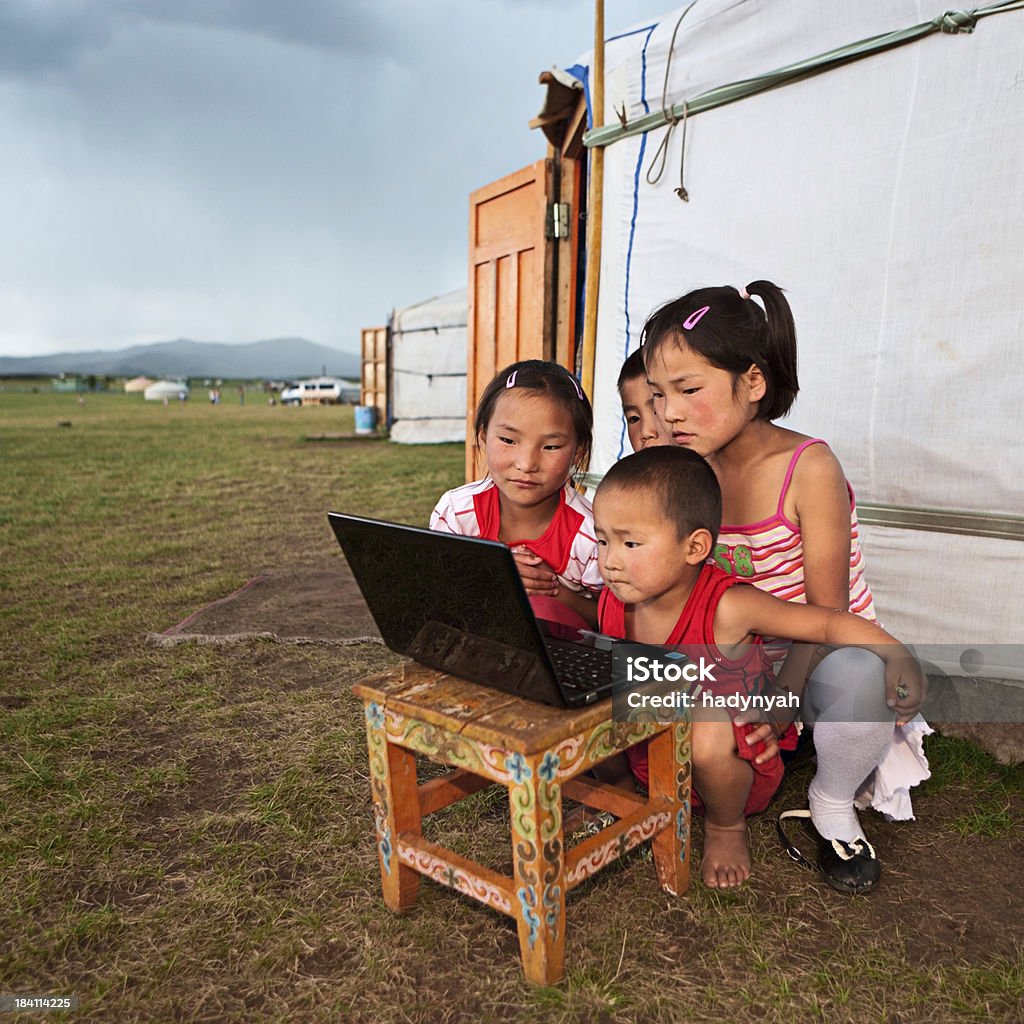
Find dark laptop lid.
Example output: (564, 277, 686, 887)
(327, 512, 570, 706)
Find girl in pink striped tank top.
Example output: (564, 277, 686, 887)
(639, 281, 930, 895)
(716, 437, 876, 659)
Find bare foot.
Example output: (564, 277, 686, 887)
(701, 821, 751, 889)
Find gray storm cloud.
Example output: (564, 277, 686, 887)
(0, 0, 669, 356)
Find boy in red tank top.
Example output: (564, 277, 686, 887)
(593, 447, 925, 890)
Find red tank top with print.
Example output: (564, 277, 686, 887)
(598, 564, 775, 699)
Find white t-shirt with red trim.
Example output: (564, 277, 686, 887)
(429, 478, 603, 594)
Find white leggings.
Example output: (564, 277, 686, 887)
(802, 647, 895, 841)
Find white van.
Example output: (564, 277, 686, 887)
(280, 377, 350, 406)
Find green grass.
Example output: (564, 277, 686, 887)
(1, 389, 1022, 1023)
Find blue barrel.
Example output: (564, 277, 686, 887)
(354, 404, 378, 434)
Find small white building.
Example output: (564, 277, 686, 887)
(144, 380, 189, 401)
(388, 288, 467, 444)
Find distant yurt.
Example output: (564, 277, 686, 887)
(124, 376, 153, 393)
(144, 380, 189, 401)
(388, 288, 467, 444)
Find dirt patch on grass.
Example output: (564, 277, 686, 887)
(154, 563, 380, 645)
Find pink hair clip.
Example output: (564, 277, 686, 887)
(567, 373, 585, 401)
(683, 305, 710, 330)
(739, 287, 750, 300)
(505, 370, 518, 388)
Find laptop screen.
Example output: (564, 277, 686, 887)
(327, 513, 568, 704)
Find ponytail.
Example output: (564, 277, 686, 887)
(743, 280, 799, 420)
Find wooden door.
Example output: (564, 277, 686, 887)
(466, 160, 555, 481)
(360, 326, 388, 426)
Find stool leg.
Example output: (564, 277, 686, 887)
(648, 719, 692, 895)
(364, 706, 421, 912)
(508, 754, 565, 985)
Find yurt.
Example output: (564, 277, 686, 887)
(124, 376, 153, 393)
(388, 288, 467, 444)
(144, 380, 189, 401)
(467, 0, 1023, 680)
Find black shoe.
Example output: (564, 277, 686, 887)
(776, 809, 880, 895)
(817, 831, 880, 894)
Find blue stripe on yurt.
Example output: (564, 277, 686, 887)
(565, 20, 659, 132)
(607, 24, 659, 44)
(616, 23, 657, 461)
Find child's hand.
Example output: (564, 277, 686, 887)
(732, 713, 781, 765)
(884, 652, 927, 725)
(512, 547, 558, 596)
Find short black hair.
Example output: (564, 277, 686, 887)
(597, 446, 722, 544)
(616, 348, 647, 392)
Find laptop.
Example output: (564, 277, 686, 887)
(327, 512, 621, 707)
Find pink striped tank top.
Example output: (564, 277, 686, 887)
(712, 438, 877, 623)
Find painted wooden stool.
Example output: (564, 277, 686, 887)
(353, 661, 692, 985)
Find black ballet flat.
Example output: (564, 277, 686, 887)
(776, 808, 881, 895)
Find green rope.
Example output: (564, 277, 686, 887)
(583, 1, 1024, 150)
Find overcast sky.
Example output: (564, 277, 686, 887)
(0, 0, 676, 357)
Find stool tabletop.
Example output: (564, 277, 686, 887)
(353, 660, 630, 755)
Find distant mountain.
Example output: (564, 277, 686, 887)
(0, 338, 361, 380)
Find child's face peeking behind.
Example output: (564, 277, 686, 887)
(479, 389, 580, 512)
(619, 374, 672, 452)
(593, 483, 696, 610)
(645, 336, 764, 458)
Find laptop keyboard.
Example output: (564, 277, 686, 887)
(544, 639, 614, 693)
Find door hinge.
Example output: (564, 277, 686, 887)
(546, 202, 570, 240)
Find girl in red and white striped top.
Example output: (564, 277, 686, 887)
(431, 359, 601, 629)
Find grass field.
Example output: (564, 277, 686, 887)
(1, 391, 1022, 1023)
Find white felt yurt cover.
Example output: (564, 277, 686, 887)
(389, 288, 467, 444)
(557, 1, 1024, 673)
(144, 380, 189, 401)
